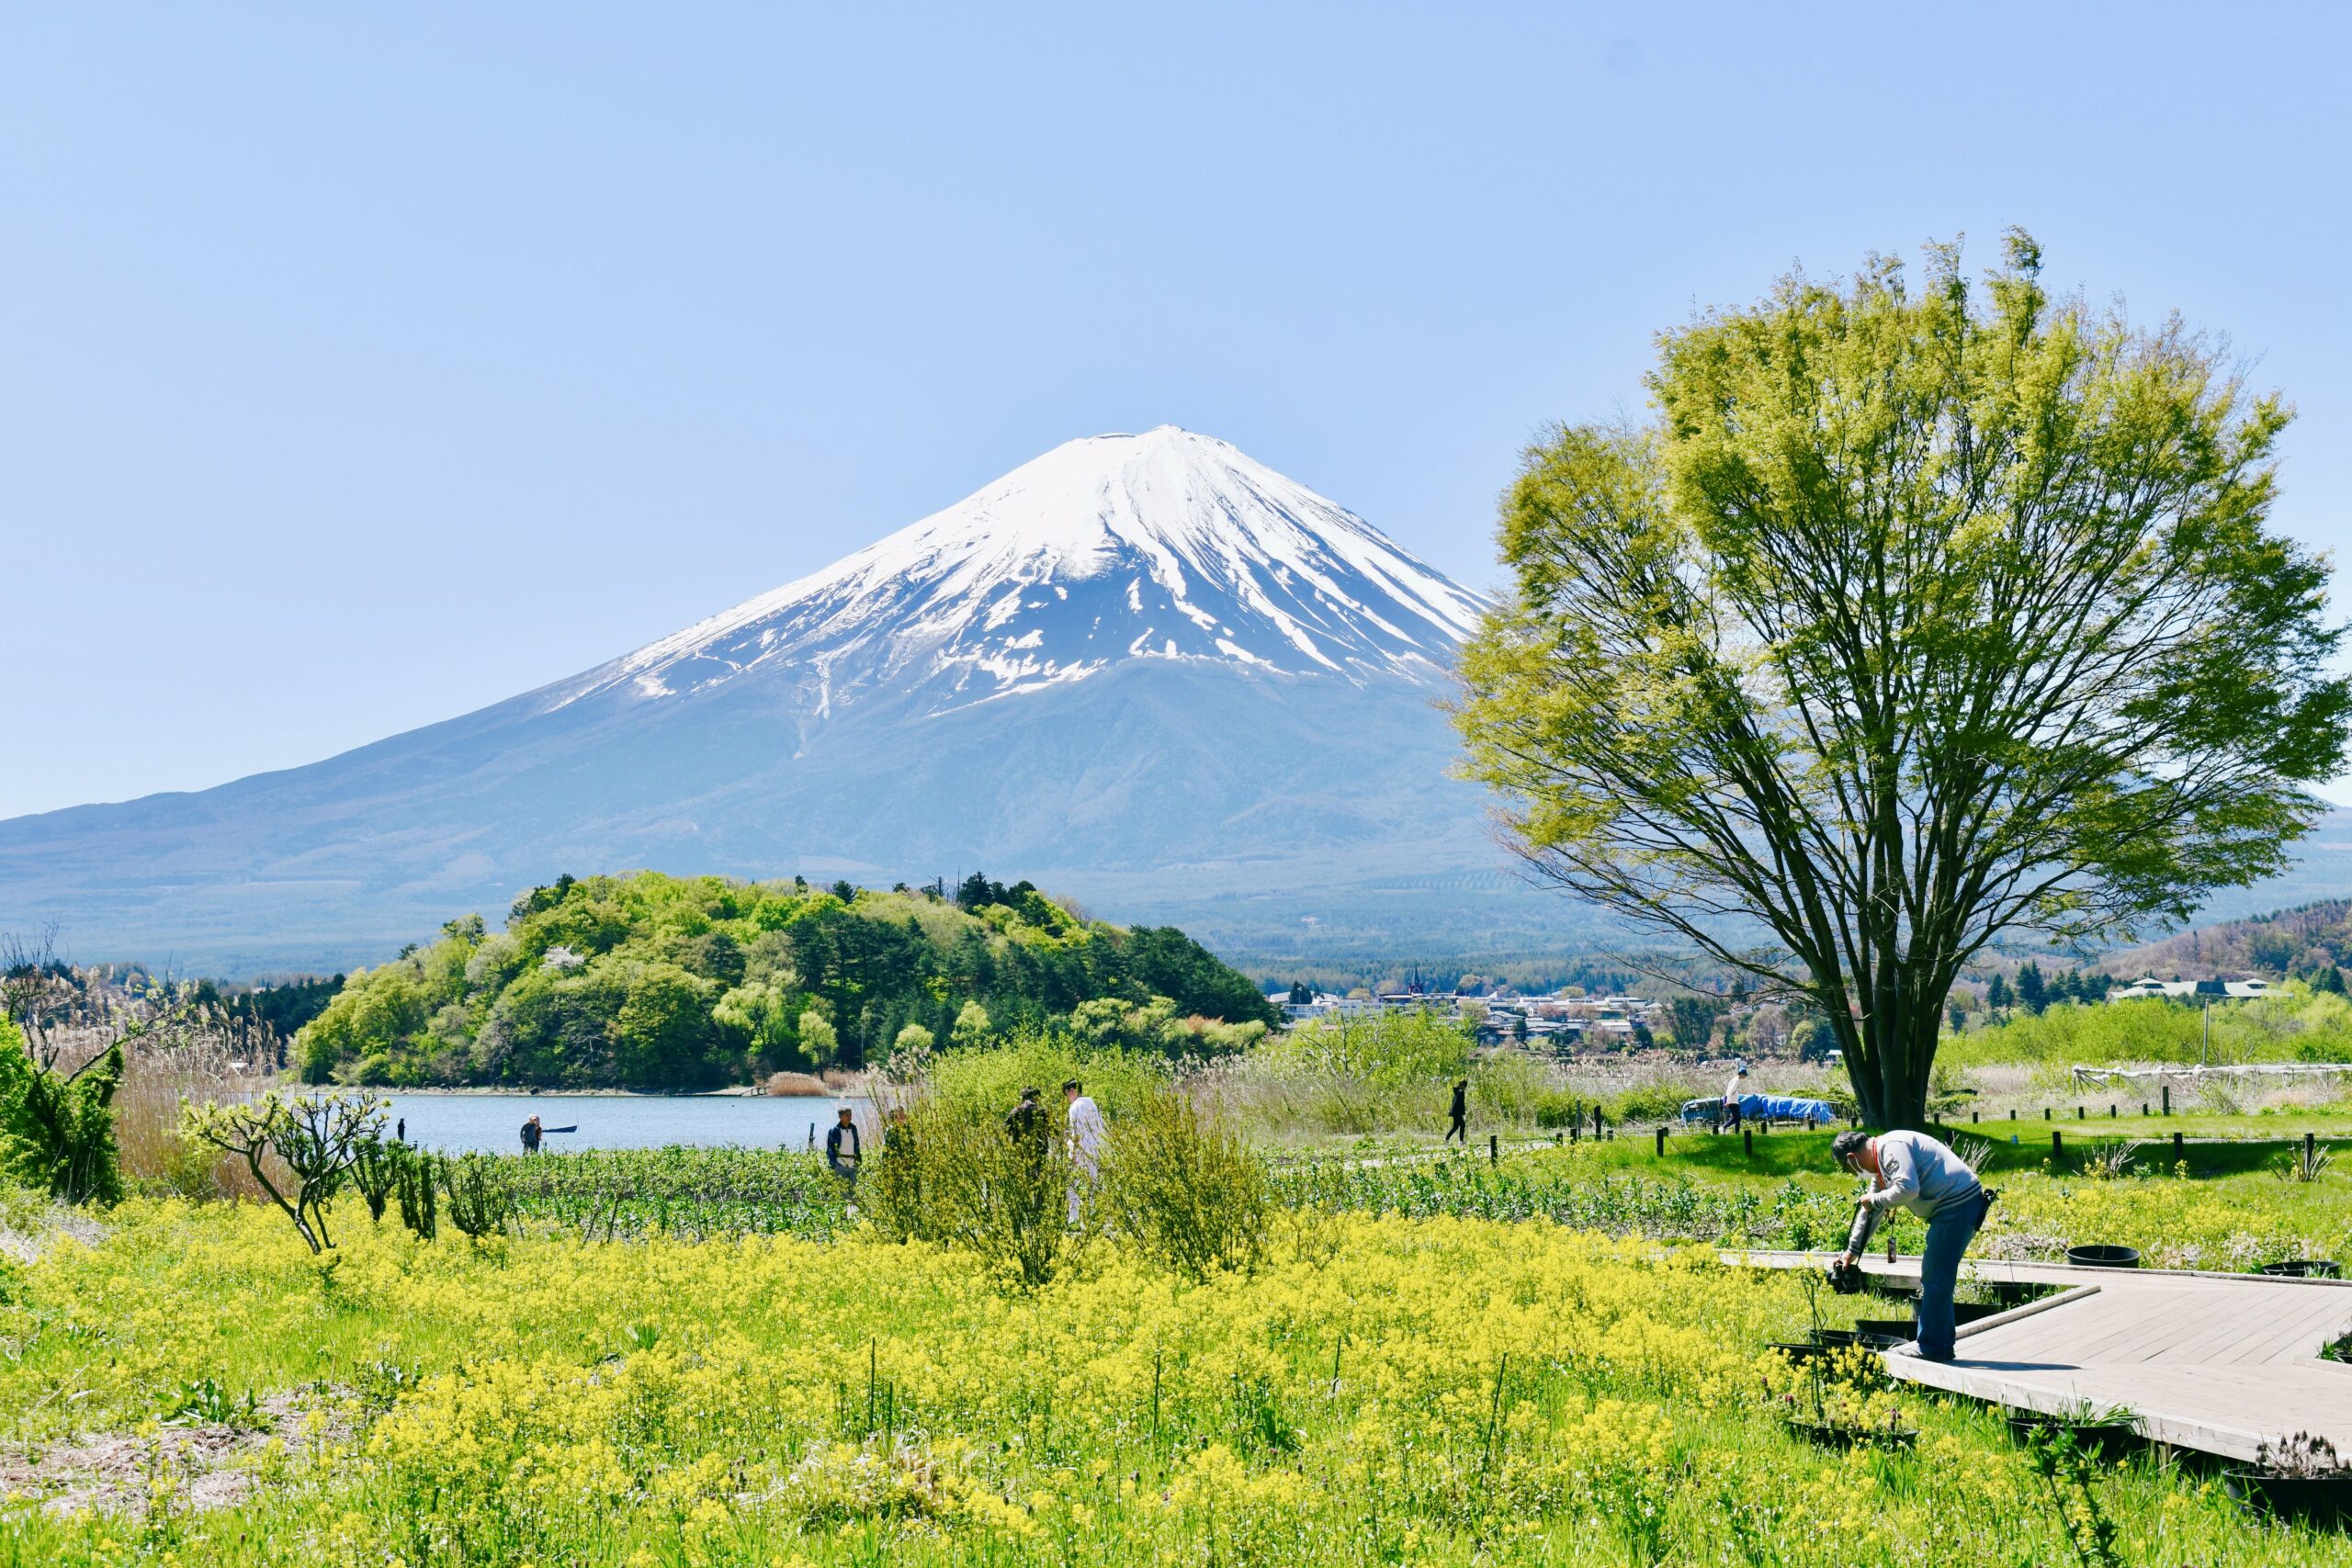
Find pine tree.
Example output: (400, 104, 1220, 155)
(2017, 962, 2048, 1015)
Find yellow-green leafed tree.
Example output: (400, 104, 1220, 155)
(1457, 232, 2351, 1129)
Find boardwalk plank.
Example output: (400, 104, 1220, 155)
(1727, 1251, 2352, 1462)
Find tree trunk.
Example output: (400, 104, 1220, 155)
(1854, 979, 1943, 1131)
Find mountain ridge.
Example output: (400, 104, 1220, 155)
(1, 428, 1547, 975)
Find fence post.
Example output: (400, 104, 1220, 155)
(1743, 1130, 1754, 1157)
(1594, 1105, 1604, 1139)
(2307, 1132, 2318, 1169)
(2043, 1107, 2051, 1121)
(1971, 1110, 1979, 1124)
(2109, 1105, 2117, 1119)
(2172, 1131, 2184, 1162)
(2162, 1085, 2171, 1116)
(2075, 1106, 2085, 1120)
(2009, 1108, 2018, 1121)
(1489, 1134, 1499, 1165)
(2052, 1130, 2064, 1161)
(1656, 1127, 1667, 1156)
(2142, 1102, 2149, 1117)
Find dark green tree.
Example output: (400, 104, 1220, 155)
(1456, 233, 2350, 1127)
(2017, 962, 2048, 1016)
(1665, 995, 1724, 1051)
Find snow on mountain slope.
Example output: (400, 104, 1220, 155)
(550, 426, 1487, 722)
(0, 426, 1522, 973)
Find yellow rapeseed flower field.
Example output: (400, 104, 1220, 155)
(0, 1201, 2339, 1564)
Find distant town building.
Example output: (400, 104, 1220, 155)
(2106, 976, 2279, 1002)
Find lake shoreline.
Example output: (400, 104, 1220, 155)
(377, 1089, 877, 1154)
(364, 1080, 869, 1100)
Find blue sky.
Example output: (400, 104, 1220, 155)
(5, 4, 2348, 818)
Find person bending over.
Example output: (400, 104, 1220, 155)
(1830, 1127, 1993, 1363)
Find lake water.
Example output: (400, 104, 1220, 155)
(380, 1092, 876, 1155)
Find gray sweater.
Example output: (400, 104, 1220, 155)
(1844, 1130, 1982, 1254)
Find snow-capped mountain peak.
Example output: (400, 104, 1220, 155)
(555, 425, 1487, 720)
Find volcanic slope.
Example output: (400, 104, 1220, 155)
(0, 426, 1606, 972)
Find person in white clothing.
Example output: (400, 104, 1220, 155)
(1720, 1062, 1748, 1134)
(1063, 1078, 1107, 1224)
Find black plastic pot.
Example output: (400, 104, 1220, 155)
(1809, 1328, 1859, 1348)
(1768, 1341, 1830, 1365)
(2066, 1245, 2141, 1269)
(2225, 1470, 2352, 1527)
(1854, 1319, 1914, 1347)
(2258, 1259, 2343, 1280)
(1952, 1302, 2008, 1325)
(2006, 1414, 2143, 1460)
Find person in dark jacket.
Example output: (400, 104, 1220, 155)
(825, 1106, 862, 1188)
(520, 1115, 542, 1154)
(1445, 1079, 1469, 1144)
(1005, 1087, 1047, 1156)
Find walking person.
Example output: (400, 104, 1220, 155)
(1830, 1128, 1994, 1363)
(520, 1114, 542, 1155)
(1444, 1078, 1469, 1145)
(1063, 1079, 1105, 1224)
(825, 1105, 863, 1190)
(1721, 1062, 1748, 1134)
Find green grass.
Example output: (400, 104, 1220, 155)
(1278, 1126, 2352, 1269)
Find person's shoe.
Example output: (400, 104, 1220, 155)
(1884, 1339, 1955, 1364)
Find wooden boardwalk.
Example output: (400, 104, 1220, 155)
(1729, 1252, 2352, 1462)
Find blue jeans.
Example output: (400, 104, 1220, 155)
(1916, 1188, 1991, 1360)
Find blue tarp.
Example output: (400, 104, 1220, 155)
(1679, 1094, 1838, 1123)
(1746, 1092, 1837, 1122)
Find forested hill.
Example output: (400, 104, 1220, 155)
(2098, 898, 2352, 984)
(294, 872, 1277, 1089)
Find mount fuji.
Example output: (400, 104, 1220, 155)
(2, 428, 1600, 974)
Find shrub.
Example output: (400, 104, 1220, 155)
(397, 1148, 439, 1239)
(1100, 1089, 1269, 1280)
(865, 1092, 1075, 1288)
(180, 1089, 387, 1252)
(444, 1153, 515, 1239)
(0, 1019, 123, 1206)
